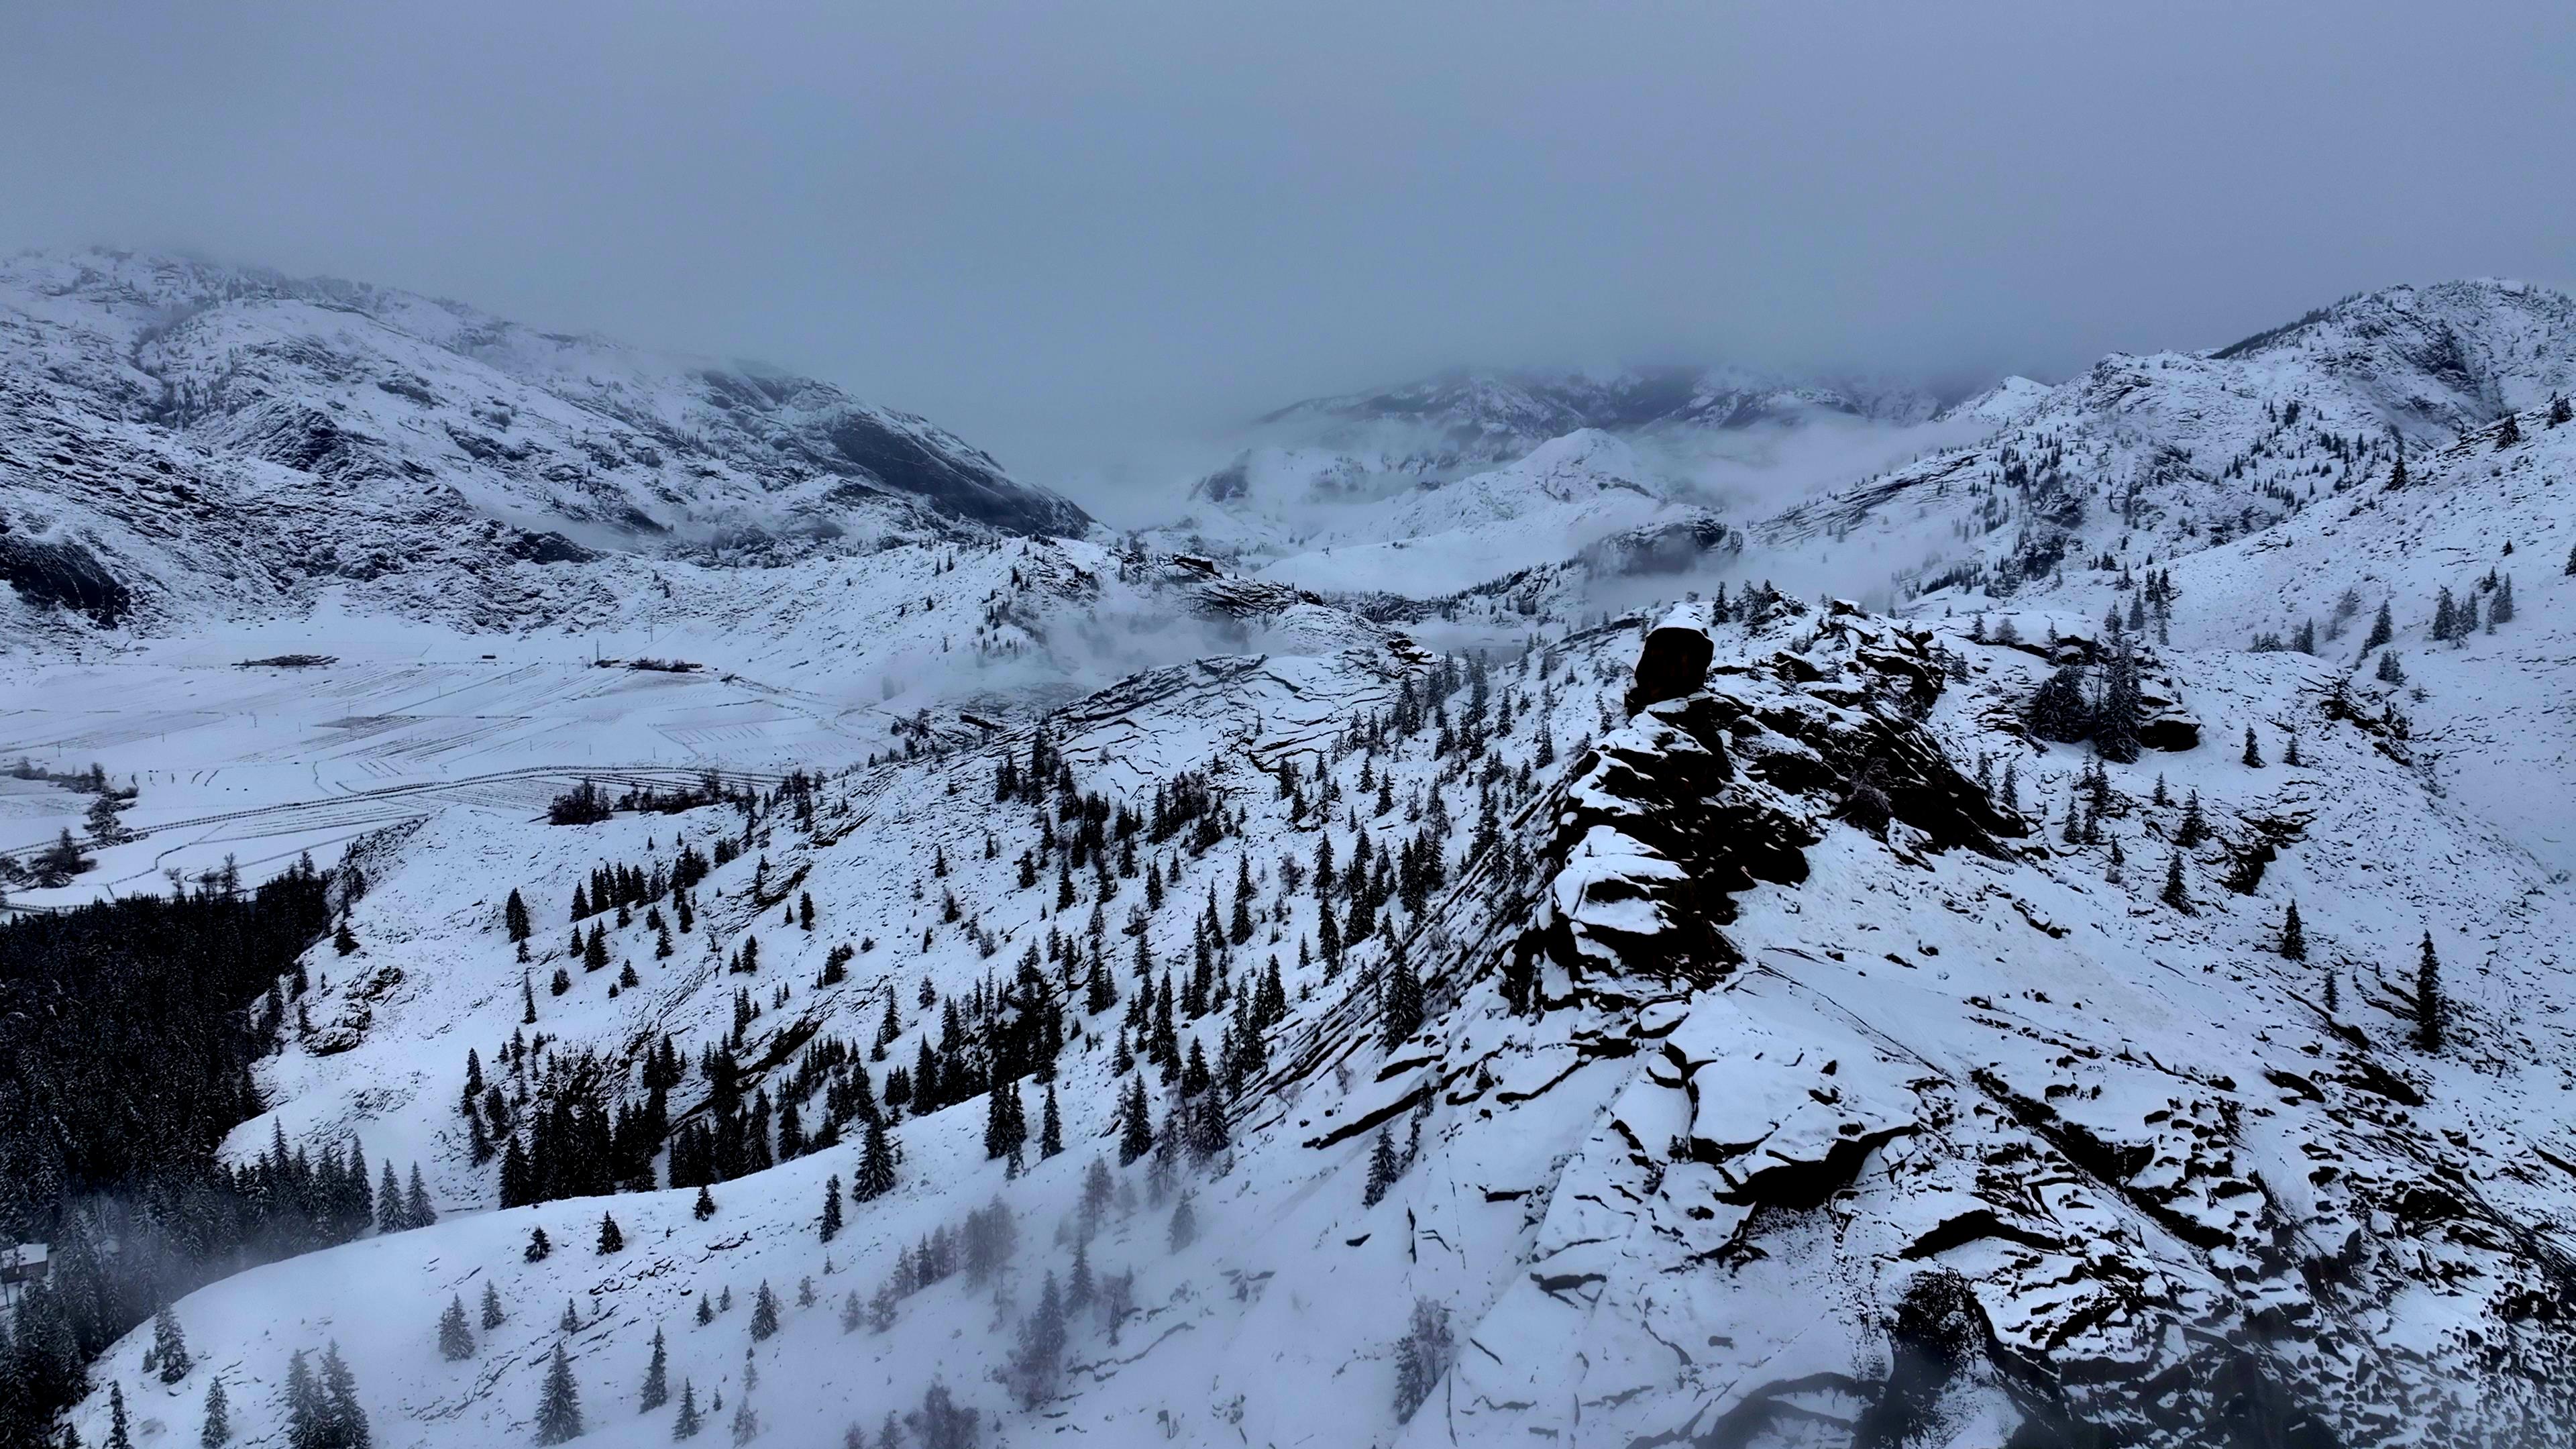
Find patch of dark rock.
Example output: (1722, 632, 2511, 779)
(236, 653, 338, 669)
(506, 529, 595, 564)
(0, 535, 131, 624)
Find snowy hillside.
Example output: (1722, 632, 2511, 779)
(0, 249, 1089, 637)
(1244, 430, 1721, 598)
(1757, 278, 2576, 611)
(54, 576, 2576, 1447)
(1136, 366, 1959, 574)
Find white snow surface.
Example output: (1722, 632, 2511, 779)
(25, 268, 2576, 1449)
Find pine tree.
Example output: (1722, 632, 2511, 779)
(2241, 726, 2263, 768)
(561, 1299, 582, 1334)
(820, 1176, 843, 1242)
(1006, 1271, 1069, 1409)
(1363, 1128, 1400, 1207)
(1118, 1075, 1153, 1165)
(694, 1185, 717, 1220)
(527, 1226, 553, 1261)
(1039, 1084, 1064, 1159)
(855, 1115, 897, 1201)
(1382, 943, 1424, 1049)
(317, 1343, 368, 1449)
(377, 1160, 405, 1232)
(2496, 411, 2522, 448)
(674, 1380, 702, 1440)
(2386, 443, 2408, 490)
(406, 1164, 437, 1228)
(201, 1377, 231, 1447)
(154, 1302, 193, 1382)
(2161, 851, 2192, 912)
(2365, 600, 2394, 651)
(107, 1383, 131, 1449)
(2375, 649, 2406, 684)
(2278, 902, 2306, 960)
(1167, 1191, 1197, 1251)
(750, 1281, 780, 1341)
(2178, 791, 2207, 847)
(535, 1344, 585, 1445)
(641, 1326, 670, 1411)
(439, 1294, 478, 1360)
(598, 1213, 624, 1254)
(1391, 1297, 1454, 1424)
(2324, 969, 2340, 1015)
(483, 1281, 507, 1330)
(2415, 931, 2445, 1053)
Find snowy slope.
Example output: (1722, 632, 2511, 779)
(1757, 279, 2576, 610)
(58, 583, 2576, 1448)
(1247, 430, 1719, 598)
(0, 248, 1089, 639)
(1137, 366, 1953, 570)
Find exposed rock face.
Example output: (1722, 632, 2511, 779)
(1424, 603, 2576, 1448)
(1533, 600, 2020, 998)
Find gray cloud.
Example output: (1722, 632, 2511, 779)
(3, 1, 2571, 492)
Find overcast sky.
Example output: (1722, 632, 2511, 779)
(3, 2, 2572, 482)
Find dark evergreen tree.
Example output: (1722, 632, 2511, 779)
(2365, 600, 2394, 651)
(2178, 791, 2207, 847)
(1363, 1128, 1400, 1207)
(317, 1342, 369, 1449)
(527, 1226, 552, 1261)
(2415, 931, 2445, 1053)
(1381, 943, 1424, 1049)
(694, 1185, 717, 1220)
(107, 1383, 131, 1449)
(750, 1282, 780, 1342)
(674, 1380, 702, 1440)
(154, 1303, 192, 1382)
(405, 1165, 436, 1228)
(2241, 726, 2263, 768)
(535, 1343, 584, 1445)
(854, 1116, 897, 1202)
(2279, 902, 2306, 960)
(641, 1326, 669, 1412)
(483, 1282, 507, 1330)
(598, 1213, 624, 1254)
(1391, 1297, 1454, 1424)
(2027, 665, 2092, 743)
(201, 1376, 231, 1448)
(439, 1295, 477, 1361)
(1118, 1076, 1153, 1166)
(1039, 1084, 1064, 1159)
(2161, 851, 2192, 913)
(820, 1175, 843, 1242)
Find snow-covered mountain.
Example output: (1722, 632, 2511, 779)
(1135, 365, 1955, 577)
(0, 249, 1090, 636)
(21, 269, 2576, 1449)
(1758, 279, 2576, 608)
(1257, 363, 1947, 459)
(1242, 429, 1726, 598)
(56, 562, 2576, 1448)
